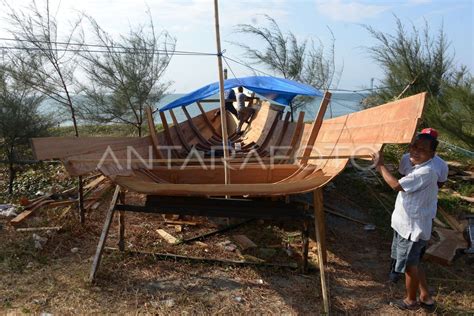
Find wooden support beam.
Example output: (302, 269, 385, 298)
(159, 111, 181, 157)
(300, 91, 331, 165)
(284, 111, 305, 163)
(313, 188, 329, 314)
(145, 106, 164, 159)
(313, 189, 327, 263)
(196, 101, 219, 136)
(169, 109, 192, 152)
(89, 185, 121, 283)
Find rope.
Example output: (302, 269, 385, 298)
(0, 37, 216, 56)
(438, 140, 474, 157)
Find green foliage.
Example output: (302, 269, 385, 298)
(0, 66, 54, 195)
(233, 15, 341, 118)
(363, 16, 473, 147)
(3, 0, 83, 135)
(77, 13, 175, 136)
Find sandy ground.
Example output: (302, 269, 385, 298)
(1, 177, 473, 314)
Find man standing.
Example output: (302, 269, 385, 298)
(373, 130, 443, 311)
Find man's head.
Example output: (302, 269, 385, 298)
(409, 129, 439, 165)
(238, 86, 243, 93)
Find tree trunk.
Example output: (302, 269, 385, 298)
(8, 161, 15, 196)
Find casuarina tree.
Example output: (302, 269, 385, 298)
(364, 16, 473, 146)
(77, 13, 176, 137)
(233, 15, 341, 120)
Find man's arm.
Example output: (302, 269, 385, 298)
(372, 152, 404, 191)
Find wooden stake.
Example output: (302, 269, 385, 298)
(213, 0, 230, 185)
(78, 175, 85, 224)
(89, 185, 121, 283)
(302, 219, 310, 274)
(313, 189, 329, 314)
(313, 189, 327, 263)
(118, 191, 125, 251)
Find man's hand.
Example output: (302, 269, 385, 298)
(371, 151, 403, 191)
(371, 151, 384, 172)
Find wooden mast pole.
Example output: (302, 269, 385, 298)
(213, 0, 230, 185)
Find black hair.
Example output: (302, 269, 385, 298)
(414, 133, 439, 151)
(238, 86, 243, 92)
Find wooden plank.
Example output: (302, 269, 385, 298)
(437, 206, 464, 232)
(425, 227, 467, 266)
(15, 226, 62, 232)
(156, 229, 178, 244)
(232, 234, 257, 250)
(300, 91, 331, 164)
(45, 198, 94, 209)
(257, 110, 282, 151)
(84, 175, 106, 190)
(145, 106, 164, 159)
(31, 136, 147, 161)
(164, 220, 199, 226)
(89, 185, 121, 283)
(274, 112, 291, 147)
(10, 199, 54, 226)
(84, 183, 113, 210)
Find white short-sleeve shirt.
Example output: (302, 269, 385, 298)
(399, 153, 448, 183)
(236, 93, 246, 111)
(391, 159, 438, 242)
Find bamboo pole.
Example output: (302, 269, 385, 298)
(213, 0, 230, 185)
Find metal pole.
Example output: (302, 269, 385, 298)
(213, 0, 230, 185)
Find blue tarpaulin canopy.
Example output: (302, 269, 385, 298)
(159, 76, 322, 111)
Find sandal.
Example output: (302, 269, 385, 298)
(420, 301, 436, 312)
(389, 299, 419, 311)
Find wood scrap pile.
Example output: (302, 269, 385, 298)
(9, 174, 112, 230)
(425, 161, 473, 265)
(425, 206, 469, 266)
(137, 216, 300, 269)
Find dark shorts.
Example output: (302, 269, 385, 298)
(391, 231, 427, 273)
(225, 102, 238, 118)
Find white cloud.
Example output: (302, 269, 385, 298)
(315, 0, 390, 22)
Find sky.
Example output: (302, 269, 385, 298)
(0, 0, 472, 93)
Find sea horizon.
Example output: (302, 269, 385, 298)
(40, 91, 368, 126)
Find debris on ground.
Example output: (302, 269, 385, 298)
(0, 204, 18, 217)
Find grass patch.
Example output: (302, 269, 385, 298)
(438, 193, 473, 216)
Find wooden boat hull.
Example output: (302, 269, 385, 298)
(32, 93, 427, 196)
